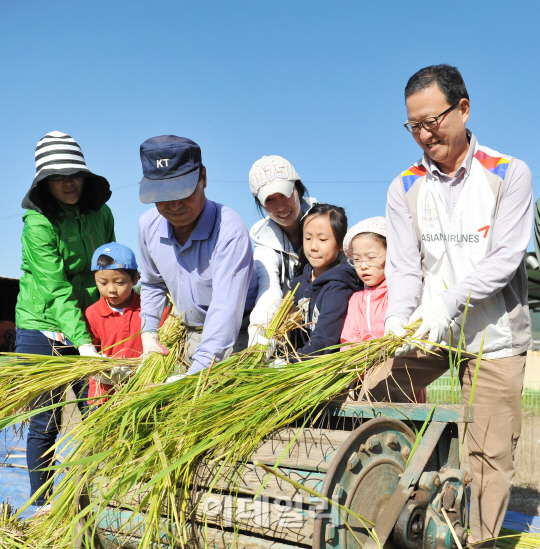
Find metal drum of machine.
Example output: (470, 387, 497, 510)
(96, 401, 473, 549)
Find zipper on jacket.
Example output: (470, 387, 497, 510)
(89, 225, 96, 252)
(366, 291, 371, 331)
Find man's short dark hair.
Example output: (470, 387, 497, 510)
(96, 254, 138, 283)
(405, 64, 469, 106)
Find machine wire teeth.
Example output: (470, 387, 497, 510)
(95, 401, 473, 549)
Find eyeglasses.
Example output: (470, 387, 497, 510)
(404, 101, 460, 133)
(347, 254, 385, 268)
(48, 173, 83, 183)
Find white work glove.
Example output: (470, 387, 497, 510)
(384, 316, 407, 338)
(384, 316, 411, 357)
(409, 295, 452, 353)
(248, 324, 261, 346)
(78, 343, 101, 357)
(164, 373, 186, 384)
(271, 358, 287, 368)
(248, 325, 277, 362)
(384, 316, 414, 356)
(93, 366, 134, 385)
(141, 332, 169, 357)
(137, 332, 170, 374)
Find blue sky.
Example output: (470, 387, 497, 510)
(2, 0, 540, 278)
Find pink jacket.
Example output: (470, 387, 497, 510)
(340, 279, 427, 403)
(341, 280, 388, 344)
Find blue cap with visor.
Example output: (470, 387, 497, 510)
(138, 135, 202, 204)
(91, 243, 138, 271)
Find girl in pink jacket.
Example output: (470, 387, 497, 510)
(340, 217, 426, 403)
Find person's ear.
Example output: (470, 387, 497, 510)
(459, 98, 470, 124)
(134, 272, 140, 285)
(201, 166, 207, 189)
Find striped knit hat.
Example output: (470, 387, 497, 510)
(22, 131, 111, 213)
(34, 131, 90, 182)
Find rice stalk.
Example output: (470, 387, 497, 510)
(0, 501, 28, 549)
(10, 309, 425, 548)
(0, 309, 187, 423)
(1, 300, 530, 549)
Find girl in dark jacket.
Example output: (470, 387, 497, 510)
(16, 131, 115, 514)
(289, 203, 361, 361)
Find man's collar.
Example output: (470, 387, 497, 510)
(422, 129, 477, 178)
(159, 199, 216, 244)
(191, 199, 216, 241)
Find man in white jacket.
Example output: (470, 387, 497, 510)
(364, 64, 533, 547)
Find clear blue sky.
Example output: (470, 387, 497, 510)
(2, 0, 540, 279)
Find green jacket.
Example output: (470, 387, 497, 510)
(16, 203, 115, 346)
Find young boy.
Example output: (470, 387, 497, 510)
(85, 242, 143, 403)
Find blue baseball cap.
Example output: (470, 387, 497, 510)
(91, 243, 138, 271)
(139, 135, 202, 204)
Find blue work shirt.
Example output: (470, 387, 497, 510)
(138, 199, 258, 374)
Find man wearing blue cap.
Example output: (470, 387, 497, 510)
(137, 136, 258, 375)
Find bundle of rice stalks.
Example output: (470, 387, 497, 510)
(0, 308, 187, 421)
(2, 295, 423, 549)
(0, 501, 26, 549)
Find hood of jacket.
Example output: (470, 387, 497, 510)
(21, 170, 111, 215)
(250, 196, 317, 256)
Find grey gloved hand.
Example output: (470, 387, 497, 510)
(93, 365, 134, 385)
(78, 343, 101, 357)
(271, 358, 287, 368)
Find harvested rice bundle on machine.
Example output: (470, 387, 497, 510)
(0, 294, 428, 549)
(1, 299, 538, 549)
(0, 306, 187, 422)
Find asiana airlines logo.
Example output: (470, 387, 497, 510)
(422, 233, 480, 243)
(422, 225, 490, 243)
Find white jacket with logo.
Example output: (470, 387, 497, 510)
(248, 197, 317, 339)
(386, 133, 533, 358)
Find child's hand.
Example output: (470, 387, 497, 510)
(79, 343, 100, 357)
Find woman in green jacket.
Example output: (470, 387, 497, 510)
(16, 131, 115, 513)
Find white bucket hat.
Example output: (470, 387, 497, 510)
(343, 216, 386, 258)
(249, 155, 300, 206)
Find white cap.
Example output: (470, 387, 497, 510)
(249, 155, 300, 206)
(343, 216, 386, 258)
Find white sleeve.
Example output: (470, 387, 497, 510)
(385, 176, 424, 322)
(249, 243, 284, 333)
